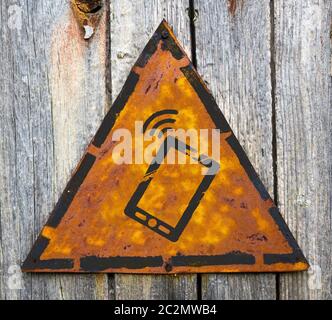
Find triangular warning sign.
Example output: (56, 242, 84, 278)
(23, 20, 308, 273)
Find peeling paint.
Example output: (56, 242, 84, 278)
(83, 25, 94, 39)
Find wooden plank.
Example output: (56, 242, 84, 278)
(274, 0, 332, 299)
(195, 0, 276, 299)
(110, 0, 197, 300)
(0, 0, 109, 299)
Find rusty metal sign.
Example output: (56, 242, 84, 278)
(22, 20, 309, 273)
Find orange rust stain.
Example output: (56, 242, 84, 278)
(228, 0, 238, 16)
(228, 0, 245, 16)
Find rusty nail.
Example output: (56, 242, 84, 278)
(76, 0, 103, 13)
(71, 0, 104, 40)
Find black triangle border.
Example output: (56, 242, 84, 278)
(22, 20, 308, 273)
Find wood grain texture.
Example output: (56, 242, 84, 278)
(1, 0, 331, 301)
(195, 0, 276, 299)
(274, 0, 332, 300)
(0, 0, 109, 299)
(110, 0, 197, 300)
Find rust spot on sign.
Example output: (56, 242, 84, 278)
(22, 20, 309, 274)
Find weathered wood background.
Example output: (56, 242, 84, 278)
(0, 0, 331, 300)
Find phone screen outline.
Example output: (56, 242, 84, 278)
(124, 136, 219, 242)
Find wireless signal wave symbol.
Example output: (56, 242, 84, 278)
(143, 109, 178, 136)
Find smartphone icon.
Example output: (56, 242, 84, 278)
(124, 136, 219, 242)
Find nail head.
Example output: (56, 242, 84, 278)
(161, 30, 169, 39)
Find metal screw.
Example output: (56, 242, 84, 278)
(161, 30, 169, 39)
